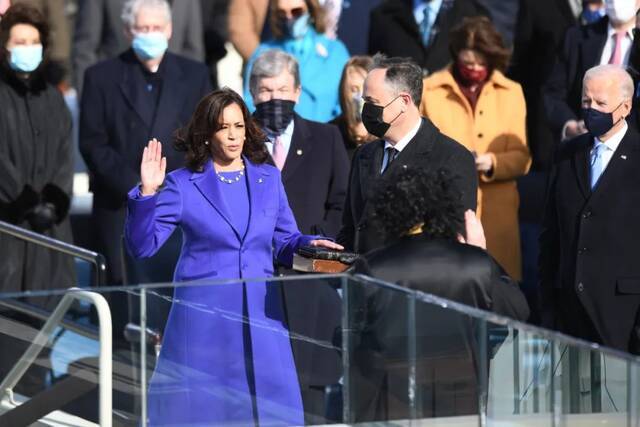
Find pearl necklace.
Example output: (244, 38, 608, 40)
(216, 163, 245, 184)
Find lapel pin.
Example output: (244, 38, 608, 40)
(402, 164, 408, 169)
(296, 149, 303, 156)
(621, 155, 627, 160)
(258, 178, 264, 184)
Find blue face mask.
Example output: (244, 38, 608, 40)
(286, 13, 311, 39)
(582, 6, 605, 24)
(132, 32, 168, 60)
(9, 44, 43, 73)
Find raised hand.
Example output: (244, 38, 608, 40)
(140, 138, 166, 196)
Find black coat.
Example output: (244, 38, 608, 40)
(367, 0, 487, 75)
(543, 17, 609, 135)
(0, 67, 74, 302)
(540, 125, 640, 354)
(79, 50, 211, 284)
(349, 237, 529, 421)
(509, 0, 577, 170)
(337, 118, 478, 253)
(268, 114, 350, 238)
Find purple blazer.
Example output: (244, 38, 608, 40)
(125, 158, 315, 425)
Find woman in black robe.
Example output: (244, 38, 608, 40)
(0, 4, 74, 395)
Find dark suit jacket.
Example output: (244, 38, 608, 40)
(367, 0, 487, 74)
(509, 0, 577, 170)
(79, 50, 211, 284)
(543, 17, 609, 135)
(269, 114, 350, 238)
(72, 0, 205, 93)
(349, 237, 529, 421)
(337, 118, 478, 253)
(540, 125, 640, 354)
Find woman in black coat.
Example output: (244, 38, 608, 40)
(350, 167, 529, 422)
(0, 4, 75, 297)
(0, 3, 75, 396)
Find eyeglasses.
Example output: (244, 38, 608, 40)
(276, 6, 307, 20)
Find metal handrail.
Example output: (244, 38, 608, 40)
(0, 289, 113, 427)
(0, 220, 107, 286)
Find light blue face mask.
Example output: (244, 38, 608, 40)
(9, 44, 43, 73)
(286, 13, 311, 39)
(132, 32, 168, 60)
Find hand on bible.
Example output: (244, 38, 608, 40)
(140, 138, 166, 196)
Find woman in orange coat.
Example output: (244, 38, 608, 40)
(420, 16, 530, 280)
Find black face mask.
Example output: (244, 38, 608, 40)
(582, 103, 623, 137)
(361, 96, 402, 138)
(253, 99, 296, 135)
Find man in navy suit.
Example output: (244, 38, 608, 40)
(248, 49, 349, 422)
(79, 0, 211, 339)
(540, 65, 640, 354)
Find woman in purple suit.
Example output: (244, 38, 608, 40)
(125, 88, 342, 426)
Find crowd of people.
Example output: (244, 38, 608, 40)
(2, 0, 640, 424)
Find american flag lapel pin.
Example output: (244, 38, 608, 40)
(296, 149, 303, 156)
(258, 178, 264, 183)
(621, 155, 628, 160)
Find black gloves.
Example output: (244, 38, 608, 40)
(2, 183, 71, 233)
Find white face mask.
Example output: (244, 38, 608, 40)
(606, 0, 638, 24)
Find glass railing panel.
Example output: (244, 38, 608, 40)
(0, 275, 638, 427)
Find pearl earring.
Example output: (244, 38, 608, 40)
(205, 140, 209, 145)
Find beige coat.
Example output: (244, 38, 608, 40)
(421, 68, 531, 280)
(228, 0, 269, 61)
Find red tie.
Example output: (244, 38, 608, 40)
(609, 31, 625, 65)
(272, 136, 287, 170)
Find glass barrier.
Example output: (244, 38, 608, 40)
(0, 274, 638, 427)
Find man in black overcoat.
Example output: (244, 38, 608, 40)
(540, 65, 640, 354)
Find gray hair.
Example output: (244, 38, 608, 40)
(249, 49, 301, 97)
(370, 53, 423, 106)
(583, 64, 635, 101)
(121, 0, 172, 29)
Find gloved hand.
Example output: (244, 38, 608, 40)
(5, 185, 40, 224)
(41, 183, 70, 223)
(26, 202, 57, 233)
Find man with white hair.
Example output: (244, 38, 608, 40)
(540, 64, 640, 354)
(79, 0, 211, 342)
(73, 0, 204, 94)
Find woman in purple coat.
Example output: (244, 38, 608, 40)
(125, 88, 341, 426)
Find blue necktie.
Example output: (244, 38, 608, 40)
(590, 142, 608, 189)
(420, 6, 433, 46)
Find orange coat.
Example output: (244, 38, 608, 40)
(420, 68, 531, 280)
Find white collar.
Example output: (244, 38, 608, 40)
(594, 120, 628, 152)
(384, 118, 422, 153)
(606, 23, 635, 40)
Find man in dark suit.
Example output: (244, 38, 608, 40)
(509, 0, 579, 171)
(367, 0, 487, 75)
(79, 1, 211, 336)
(73, 0, 205, 93)
(543, 0, 639, 141)
(249, 49, 350, 238)
(248, 49, 348, 423)
(337, 54, 478, 254)
(540, 65, 640, 354)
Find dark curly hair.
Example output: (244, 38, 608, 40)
(174, 88, 269, 170)
(370, 167, 464, 243)
(0, 4, 49, 68)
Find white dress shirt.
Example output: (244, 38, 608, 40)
(264, 120, 295, 157)
(413, 0, 444, 26)
(599, 24, 634, 66)
(590, 120, 628, 173)
(381, 118, 422, 173)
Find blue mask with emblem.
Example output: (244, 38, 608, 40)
(9, 44, 43, 73)
(132, 32, 168, 60)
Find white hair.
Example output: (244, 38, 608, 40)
(249, 49, 301, 97)
(121, 0, 172, 29)
(583, 64, 635, 101)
